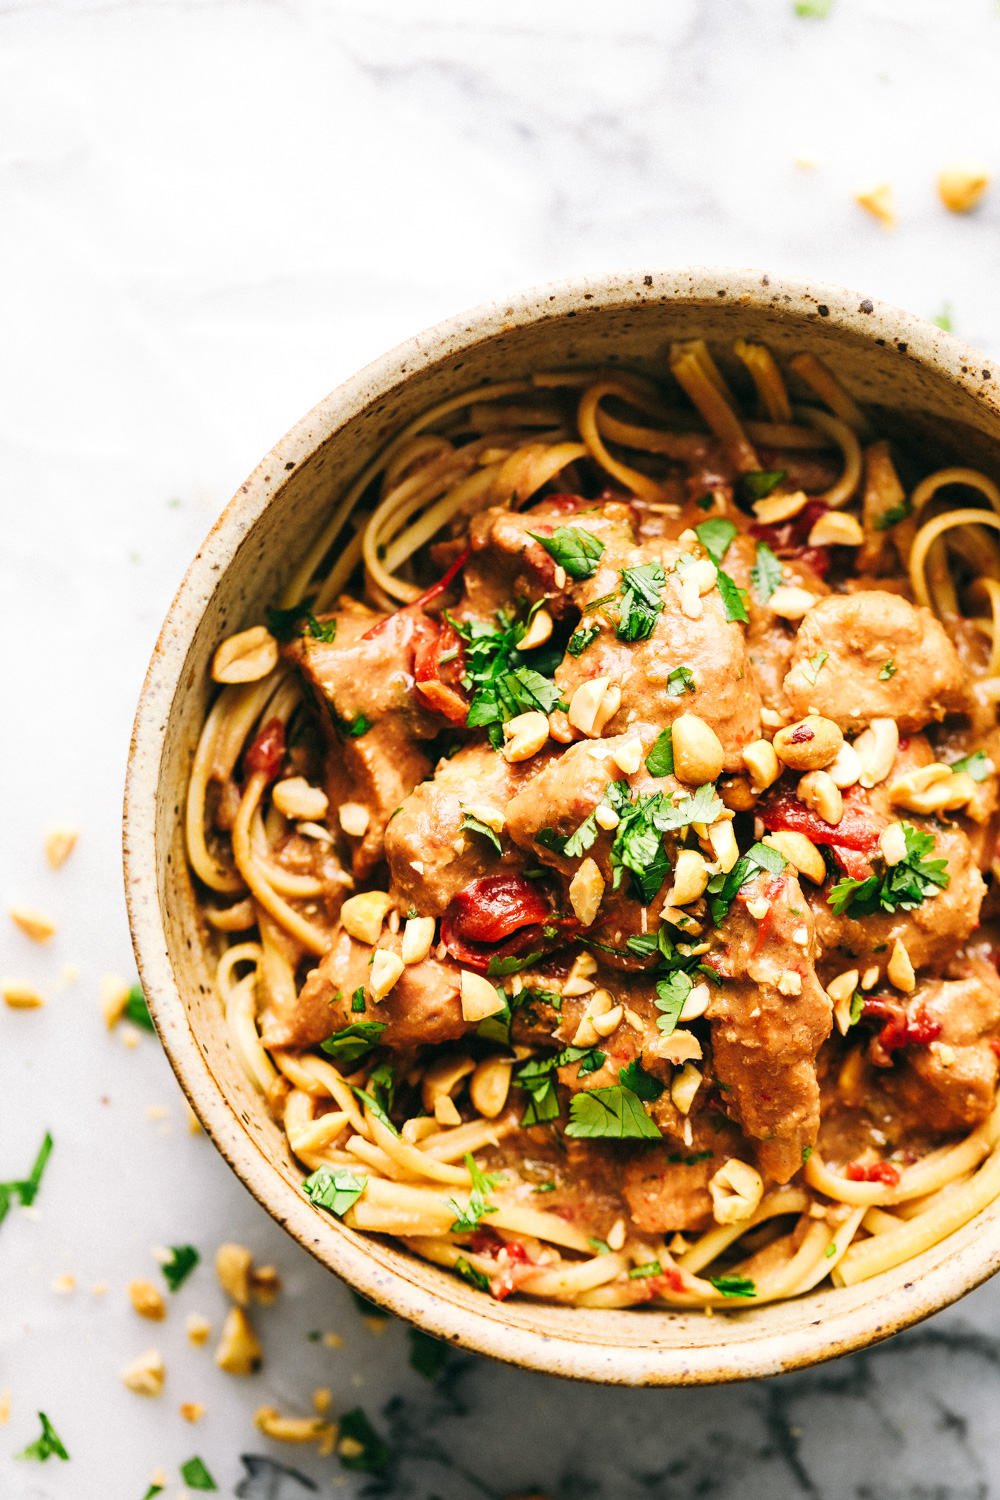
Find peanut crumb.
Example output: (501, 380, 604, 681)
(312, 1386, 333, 1416)
(186, 1313, 212, 1347)
(58, 963, 79, 988)
(52, 1273, 76, 1295)
(855, 182, 896, 229)
(129, 1279, 167, 1320)
(2, 980, 44, 1009)
(45, 825, 79, 869)
(361, 1315, 388, 1337)
(144, 1105, 170, 1122)
(121, 1026, 141, 1050)
(322, 1331, 344, 1349)
(91, 1282, 108, 1296)
(180, 1401, 205, 1423)
(0, 1390, 9, 1425)
(10, 904, 56, 942)
(121, 1348, 166, 1397)
(100, 973, 131, 1028)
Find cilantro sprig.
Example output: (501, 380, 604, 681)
(616, 562, 666, 642)
(565, 1084, 662, 1140)
(448, 1153, 506, 1232)
(707, 840, 788, 924)
(0, 1131, 53, 1226)
(529, 525, 605, 580)
(160, 1244, 200, 1292)
(450, 610, 565, 747)
(514, 1046, 606, 1125)
(320, 1021, 386, 1065)
(828, 824, 949, 917)
(16, 1412, 69, 1463)
(709, 1273, 757, 1299)
(303, 1165, 367, 1217)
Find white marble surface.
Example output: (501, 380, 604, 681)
(3, 1, 1000, 1496)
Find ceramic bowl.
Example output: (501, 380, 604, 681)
(124, 269, 1000, 1385)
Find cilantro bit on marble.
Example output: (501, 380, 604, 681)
(0, 1131, 53, 1226)
(160, 1244, 200, 1292)
(179, 1456, 218, 1491)
(828, 823, 949, 917)
(408, 1327, 449, 1380)
(16, 1412, 69, 1463)
(303, 1166, 367, 1217)
(529, 525, 605, 580)
(565, 1084, 662, 1140)
(123, 983, 156, 1032)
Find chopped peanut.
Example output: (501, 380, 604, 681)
(938, 165, 990, 214)
(459, 971, 505, 1024)
(45, 826, 79, 869)
(121, 1349, 166, 1397)
(2, 980, 44, 1009)
(211, 625, 279, 684)
(128, 1280, 167, 1321)
(10, 905, 56, 942)
(340, 891, 394, 945)
(709, 1159, 764, 1225)
(215, 1306, 262, 1375)
(855, 182, 896, 229)
(568, 857, 605, 927)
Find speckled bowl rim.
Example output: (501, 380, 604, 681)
(124, 268, 1000, 1386)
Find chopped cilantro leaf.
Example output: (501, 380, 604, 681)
(715, 568, 749, 623)
(951, 750, 992, 782)
(17, 1412, 69, 1462)
(616, 562, 666, 642)
(655, 970, 694, 1036)
(563, 810, 600, 859)
(697, 494, 715, 511)
(646, 727, 674, 777)
(740, 470, 786, 502)
(874, 499, 912, 531)
(0, 1131, 54, 1226)
(533, 1180, 557, 1193)
(448, 1153, 506, 1232)
(485, 950, 542, 977)
(709, 1274, 757, 1298)
(694, 517, 737, 565)
(354, 1087, 398, 1134)
(794, 0, 831, 15)
(515, 1046, 605, 1125)
(320, 1021, 386, 1065)
(824, 1241, 838, 1258)
(123, 983, 155, 1032)
(618, 1059, 665, 1101)
(707, 840, 787, 924)
(849, 990, 865, 1027)
(628, 1260, 663, 1279)
(338, 712, 373, 738)
(265, 598, 315, 642)
(460, 812, 502, 855)
(142, 1485, 164, 1500)
(567, 623, 600, 656)
(303, 1165, 367, 1217)
(879, 659, 897, 681)
(658, 782, 724, 832)
(337, 1408, 391, 1473)
(828, 823, 949, 917)
(529, 525, 605, 580)
(666, 665, 696, 698)
(454, 1256, 490, 1292)
(161, 1244, 199, 1292)
(803, 649, 829, 686)
(180, 1457, 217, 1490)
(450, 611, 565, 745)
(751, 540, 784, 603)
(351, 986, 366, 1013)
(588, 1236, 611, 1255)
(565, 1085, 662, 1140)
(933, 302, 954, 332)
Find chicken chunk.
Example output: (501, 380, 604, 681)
(555, 538, 761, 767)
(783, 590, 967, 733)
(880, 967, 1000, 1134)
(286, 606, 439, 876)
(709, 868, 832, 1181)
(260, 929, 464, 1052)
(385, 743, 536, 917)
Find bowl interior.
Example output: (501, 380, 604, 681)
(125, 271, 1000, 1384)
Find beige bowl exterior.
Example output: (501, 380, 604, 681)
(124, 269, 1000, 1385)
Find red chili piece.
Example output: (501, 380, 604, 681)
(845, 1160, 901, 1187)
(759, 791, 880, 881)
(412, 616, 469, 725)
(750, 499, 831, 578)
(863, 998, 943, 1054)
(361, 545, 472, 642)
(245, 718, 286, 781)
(439, 874, 559, 973)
